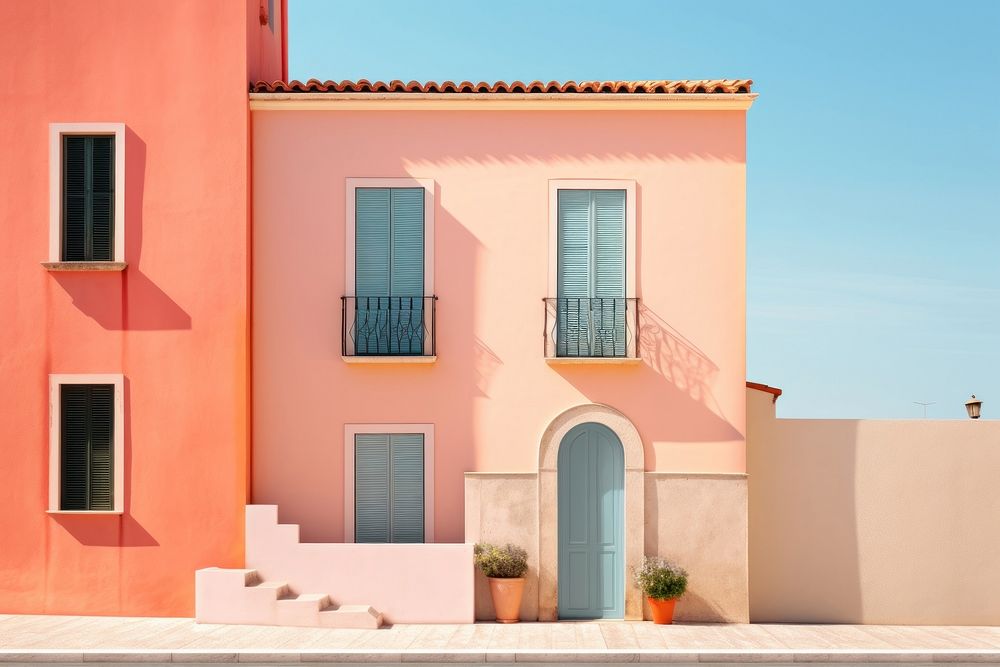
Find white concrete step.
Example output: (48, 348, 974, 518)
(318, 604, 383, 629)
(276, 593, 332, 626)
(195, 566, 382, 628)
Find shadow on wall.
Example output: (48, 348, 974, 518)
(421, 187, 495, 541)
(550, 306, 742, 469)
(50, 127, 191, 331)
(397, 111, 745, 166)
(50, 514, 158, 547)
(52, 377, 159, 547)
(747, 415, 861, 623)
(473, 337, 502, 396)
(639, 305, 727, 419)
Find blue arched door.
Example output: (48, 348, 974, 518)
(557, 422, 625, 619)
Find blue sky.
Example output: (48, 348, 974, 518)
(289, 0, 1000, 419)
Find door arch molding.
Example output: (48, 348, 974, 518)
(537, 403, 645, 620)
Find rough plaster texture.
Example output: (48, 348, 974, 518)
(747, 387, 1000, 625)
(643, 473, 749, 623)
(464, 473, 539, 621)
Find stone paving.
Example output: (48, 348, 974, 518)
(1, 614, 1000, 663)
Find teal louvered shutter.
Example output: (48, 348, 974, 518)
(389, 189, 425, 296)
(355, 189, 391, 354)
(355, 434, 390, 542)
(389, 434, 424, 543)
(60, 384, 114, 511)
(354, 187, 425, 355)
(388, 188, 425, 354)
(62, 136, 114, 262)
(354, 433, 425, 543)
(557, 190, 593, 356)
(556, 190, 626, 357)
(594, 190, 626, 356)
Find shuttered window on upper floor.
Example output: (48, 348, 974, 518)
(354, 433, 425, 543)
(557, 189, 626, 300)
(355, 187, 425, 298)
(62, 135, 114, 262)
(60, 384, 115, 511)
(556, 189, 627, 357)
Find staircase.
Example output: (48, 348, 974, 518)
(195, 567, 383, 628)
(195, 505, 474, 626)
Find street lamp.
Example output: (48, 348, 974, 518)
(965, 395, 983, 419)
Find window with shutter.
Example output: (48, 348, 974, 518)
(354, 433, 425, 543)
(60, 384, 115, 511)
(62, 135, 115, 262)
(557, 189, 626, 356)
(354, 187, 425, 355)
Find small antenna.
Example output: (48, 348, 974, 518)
(913, 401, 935, 418)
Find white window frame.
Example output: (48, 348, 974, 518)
(547, 179, 637, 299)
(47, 123, 126, 268)
(47, 374, 126, 514)
(343, 423, 435, 543)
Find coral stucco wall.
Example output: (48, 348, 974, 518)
(252, 108, 748, 542)
(0, 2, 282, 615)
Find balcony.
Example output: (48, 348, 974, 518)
(543, 297, 640, 363)
(341, 296, 437, 362)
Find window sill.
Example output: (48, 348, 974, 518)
(42, 261, 127, 272)
(342, 355, 437, 364)
(46, 510, 123, 515)
(545, 356, 642, 365)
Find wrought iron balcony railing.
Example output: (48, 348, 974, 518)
(342, 296, 437, 357)
(543, 297, 639, 359)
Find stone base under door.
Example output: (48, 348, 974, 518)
(464, 471, 748, 623)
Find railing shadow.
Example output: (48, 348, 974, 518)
(638, 304, 727, 421)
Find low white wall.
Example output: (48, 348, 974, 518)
(747, 388, 1000, 624)
(246, 505, 474, 624)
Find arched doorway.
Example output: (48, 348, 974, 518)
(557, 422, 624, 619)
(537, 403, 645, 621)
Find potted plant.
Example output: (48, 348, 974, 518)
(633, 556, 688, 624)
(474, 542, 528, 623)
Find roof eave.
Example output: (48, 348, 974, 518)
(248, 92, 758, 111)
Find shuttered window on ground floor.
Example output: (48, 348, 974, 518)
(60, 384, 115, 511)
(354, 433, 425, 543)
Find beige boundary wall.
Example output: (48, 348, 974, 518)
(747, 387, 1000, 625)
(464, 472, 749, 623)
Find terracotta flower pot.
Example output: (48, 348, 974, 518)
(488, 577, 525, 623)
(648, 596, 678, 624)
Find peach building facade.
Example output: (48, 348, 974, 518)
(248, 86, 756, 622)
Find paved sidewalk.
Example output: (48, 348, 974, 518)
(1, 614, 1000, 663)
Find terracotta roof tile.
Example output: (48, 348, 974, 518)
(251, 79, 753, 94)
(747, 381, 782, 402)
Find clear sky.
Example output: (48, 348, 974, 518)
(289, 0, 1000, 419)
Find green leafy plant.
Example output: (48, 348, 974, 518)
(633, 556, 688, 600)
(474, 542, 529, 578)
